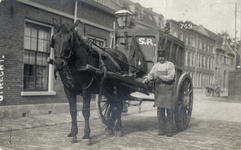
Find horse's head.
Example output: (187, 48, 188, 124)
(51, 18, 81, 71)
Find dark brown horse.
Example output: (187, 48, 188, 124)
(50, 19, 130, 145)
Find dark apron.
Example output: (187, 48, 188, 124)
(154, 70, 175, 110)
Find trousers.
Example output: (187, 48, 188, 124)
(157, 107, 174, 134)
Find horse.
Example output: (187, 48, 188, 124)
(49, 18, 131, 145)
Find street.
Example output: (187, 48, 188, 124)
(0, 92, 241, 150)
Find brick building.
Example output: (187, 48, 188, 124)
(0, 0, 122, 117)
(0, 0, 165, 118)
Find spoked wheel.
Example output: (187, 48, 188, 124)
(96, 93, 111, 125)
(174, 73, 193, 131)
(205, 89, 212, 96)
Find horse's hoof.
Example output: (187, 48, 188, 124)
(115, 131, 123, 137)
(82, 139, 92, 146)
(104, 129, 113, 135)
(71, 136, 77, 143)
(67, 133, 73, 137)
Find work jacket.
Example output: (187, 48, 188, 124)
(145, 61, 175, 109)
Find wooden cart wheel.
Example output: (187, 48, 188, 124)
(174, 73, 193, 131)
(205, 89, 212, 96)
(96, 93, 111, 125)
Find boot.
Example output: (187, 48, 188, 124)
(157, 108, 166, 136)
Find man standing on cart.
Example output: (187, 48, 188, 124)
(143, 49, 176, 137)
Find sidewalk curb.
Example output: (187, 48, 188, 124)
(0, 92, 234, 133)
(0, 102, 155, 133)
(0, 102, 97, 132)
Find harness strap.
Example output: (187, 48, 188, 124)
(89, 41, 121, 72)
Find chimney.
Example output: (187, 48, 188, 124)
(147, 8, 152, 11)
(222, 34, 227, 46)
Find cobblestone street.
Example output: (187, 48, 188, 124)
(0, 92, 241, 150)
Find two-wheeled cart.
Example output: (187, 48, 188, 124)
(90, 27, 193, 131)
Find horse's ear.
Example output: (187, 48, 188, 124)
(69, 20, 81, 30)
(52, 18, 60, 29)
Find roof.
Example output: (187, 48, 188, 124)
(205, 29, 235, 55)
(167, 19, 215, 41)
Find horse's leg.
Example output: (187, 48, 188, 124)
(81, 90, 92, 146)
(115, 101, 123, 137)
(64, 86, 78, 143)
(105, 100, 123, 135)
(105, 102, 116, 135)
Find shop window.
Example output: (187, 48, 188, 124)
(22, 20, 55, 96)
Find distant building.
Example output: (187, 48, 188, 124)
(168, 20, 215, 91)
(205, 31, 236, 91)
(124, 0, 165, 29)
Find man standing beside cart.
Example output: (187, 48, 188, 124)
(143, 49, 176, 137)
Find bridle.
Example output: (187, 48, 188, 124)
(53, 30, 74, 65)
(51, 28, 96, 90)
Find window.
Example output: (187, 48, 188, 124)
(206, 42, 209, 51)
(221, 55, 224, 63)
(205, 56, 207, 69)
(188, 33, 191, 46)
(88, 36, 105, 47)
(210, 45, 213, 53)
(22, 20, 55, 96)
(183, 33, 187, 44)
(198, 39, 201, 49)
(173, 26, 178, 38)
(226, 57, 229, 65)
(209, 58, 211, 70)
(202, 40, 204, 50)
(202, 56, 204, 68)
(230, 57, 234, 67)
(185, 51, 188, 65)
(187, 52, 190, 66)
(199, 55, 201, 68)
(185, 33, 189, 45)
(192, 52, 195, 67)
(192, 35, 196, 47)
(178, 30, 183, 41)
(24, 21, 51, 91)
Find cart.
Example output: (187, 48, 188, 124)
(88, 25, 194, 132)
(205, 84, 220, 97)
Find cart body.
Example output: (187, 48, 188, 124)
(95, 28, 194, 131)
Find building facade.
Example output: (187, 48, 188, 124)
(0, 0, 165, 117)
(0, 0, 122, 117)
(168, 20, 215, 90)
(205, 31, 236, 91)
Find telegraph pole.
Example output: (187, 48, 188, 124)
(235, 2, 237, 53)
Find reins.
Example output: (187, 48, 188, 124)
(91, 42, 146, 73)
